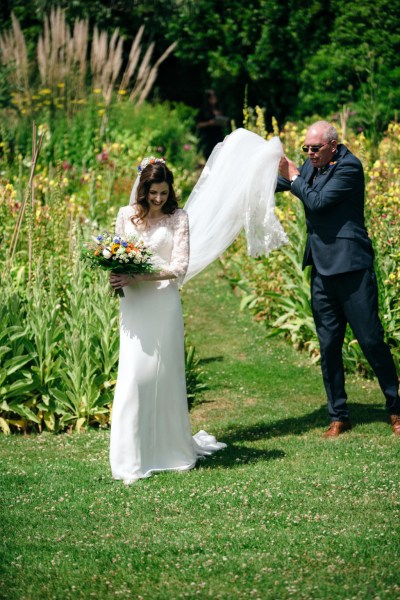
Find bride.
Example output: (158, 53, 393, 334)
(109, 127, 287, 485)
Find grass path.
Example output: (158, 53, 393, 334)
(1, 263, 399, 599)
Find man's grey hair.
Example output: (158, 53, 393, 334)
(310, 120, 339, 142)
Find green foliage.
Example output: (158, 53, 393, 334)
(2, 0, 399, 134)
(297, 1, 400, 132)
(185, 341, 207, 410)
(0, 267, 209, 433)
(0, 96, 203, 434)
(0, 290, 36, 434)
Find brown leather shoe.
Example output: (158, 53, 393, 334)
(390, 415, 400, 435)
(323, 421, 352, 438)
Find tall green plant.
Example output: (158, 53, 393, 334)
(0, 283, 36, 433)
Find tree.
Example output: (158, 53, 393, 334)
(297, 0, 400, 129)
(1, 0, 399, 134)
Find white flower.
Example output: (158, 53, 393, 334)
(102, 249, 112, 259)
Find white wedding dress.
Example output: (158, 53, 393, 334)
(110, 208, 226, 484)
(110, 128, 287, 484)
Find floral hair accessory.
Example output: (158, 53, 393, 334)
(137, 156, 166, 175)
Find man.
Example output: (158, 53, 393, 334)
(277, 120, 400, 437)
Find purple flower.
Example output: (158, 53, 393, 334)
(96, 150, 109, 163)
(183, 144, 191, 151)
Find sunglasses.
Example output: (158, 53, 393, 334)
(301, 141, 332, 153)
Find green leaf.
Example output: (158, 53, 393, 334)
(8, 403, 41, 424)
(4, 354, 34, 376)
(0, 417, 11, 435)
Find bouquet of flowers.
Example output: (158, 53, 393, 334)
(81, 232, 155, 297)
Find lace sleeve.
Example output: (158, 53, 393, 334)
(153, 210, 189, 285)
(169, 210, 189, 284)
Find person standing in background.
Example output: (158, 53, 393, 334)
(277, 120, 400, 437)
(196, 89, 229, 159)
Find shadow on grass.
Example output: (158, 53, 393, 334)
(221, 403, 387, 442)
(197, 445, 285, 470)
(198, 356, 224, 365)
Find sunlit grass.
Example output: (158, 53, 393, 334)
(1, 264, 399, 599)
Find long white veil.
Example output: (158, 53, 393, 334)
(182, 128, 288, 284)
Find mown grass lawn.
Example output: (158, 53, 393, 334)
(1, 263, 399, 600)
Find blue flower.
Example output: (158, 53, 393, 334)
(97, 235, 103, 241)
(113, 237, 120, 244)
(122, 241, 128, 247)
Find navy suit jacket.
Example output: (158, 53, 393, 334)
(276, 144, 374, 276)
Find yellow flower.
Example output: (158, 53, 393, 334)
(39, 88, 52, 95)
(118, 89, 127, 95)
(93, 88, 102, 94)
(57, 83, 65, 88)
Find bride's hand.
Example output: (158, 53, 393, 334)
(110, 273, 133, 289)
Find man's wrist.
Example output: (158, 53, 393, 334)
(290, 174, 299, 184)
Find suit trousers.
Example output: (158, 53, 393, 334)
(311, 267, 400, 421)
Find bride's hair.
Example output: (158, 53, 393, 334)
(133, 162, 178, 223)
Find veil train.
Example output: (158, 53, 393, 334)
(183, 128, 288, 284)
(129, 127, 288, 284)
